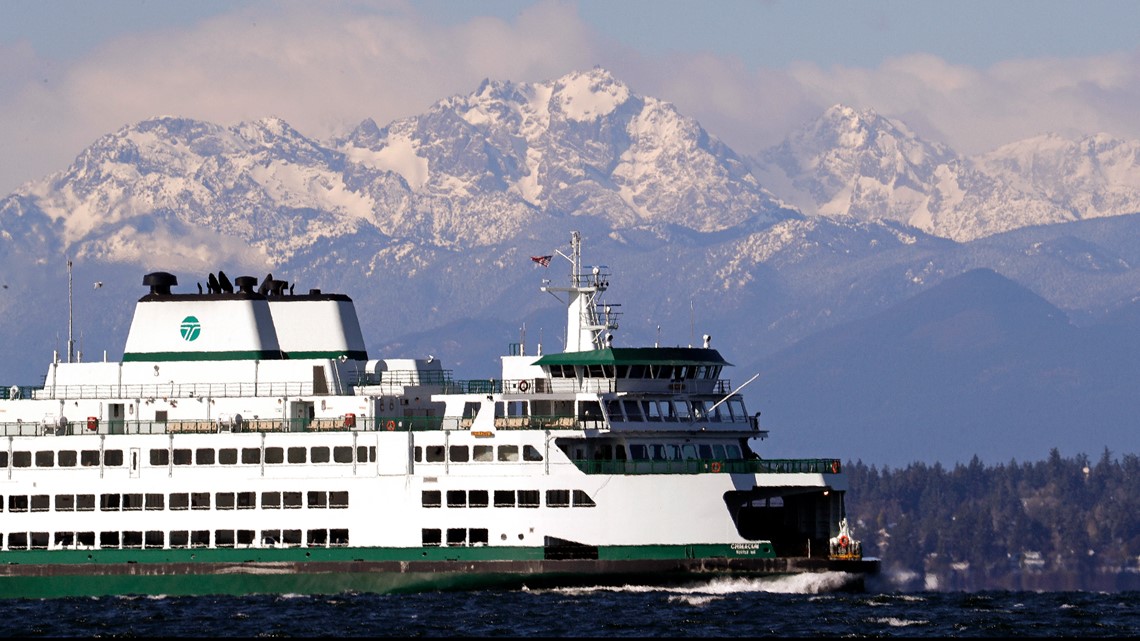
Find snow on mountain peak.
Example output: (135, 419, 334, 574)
(553, 68, 630, 123)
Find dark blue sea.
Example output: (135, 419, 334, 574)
(0, 573, 1137, 637)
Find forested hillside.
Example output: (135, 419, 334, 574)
(847, 450, 1140, 591)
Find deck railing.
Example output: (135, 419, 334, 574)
(11, 376, 739, 401)
(0, 413, 592, 437)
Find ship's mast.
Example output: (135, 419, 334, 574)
(67, 258, 74, 363)
(540, 231, 619, 352)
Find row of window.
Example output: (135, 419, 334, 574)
(421, 489, 595, 508)
(2, 490, 349, 513)
(603, 398, 749, 423)
(413, 444, 544, 464)
(546, 364, 723, 381)
(422, 528, 488, 547)
(4, 528, 348, 551)
(0, 446, 377, 469)
(576, 441, 745, 462)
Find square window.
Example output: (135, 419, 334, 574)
(215, 530, 235, 547)
(422, 490, 442, 508)
(122, 531, 143, 549)
(517, 490, 539, 508)
(261, 492, 281, 509)
(237, 492, 256, 509)
(468, 490, 489, 508)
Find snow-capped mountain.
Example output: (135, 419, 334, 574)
(751, 105, 1140, 242)
(4, 68, 1140, 465)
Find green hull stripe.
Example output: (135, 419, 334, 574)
(0, 544, 877, 600)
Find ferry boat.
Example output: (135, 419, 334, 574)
(0, 232, 878, 597)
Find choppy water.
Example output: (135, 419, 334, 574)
(0, 573, 1137, 637)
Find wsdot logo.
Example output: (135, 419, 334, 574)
(180, 316, 201, 342)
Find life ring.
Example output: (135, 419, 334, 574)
(343, 413, 356, 428)
(710, 461, 722, 473)
(518, 380, 530, 392)
(830, 460, 840, 474)
(385, 420, 396, 432)
(837, 534, 849, 548)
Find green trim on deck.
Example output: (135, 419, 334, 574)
(534, 347, 731, 367)
(285, 350, 368, 361)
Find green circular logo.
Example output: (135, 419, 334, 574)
(180, 316, 201, 341)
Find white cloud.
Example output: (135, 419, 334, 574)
(2, 0, 1140, 197)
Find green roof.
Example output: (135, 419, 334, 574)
(534, 347, 731, 367)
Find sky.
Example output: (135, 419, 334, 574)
(2, 0, 1140, 197)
